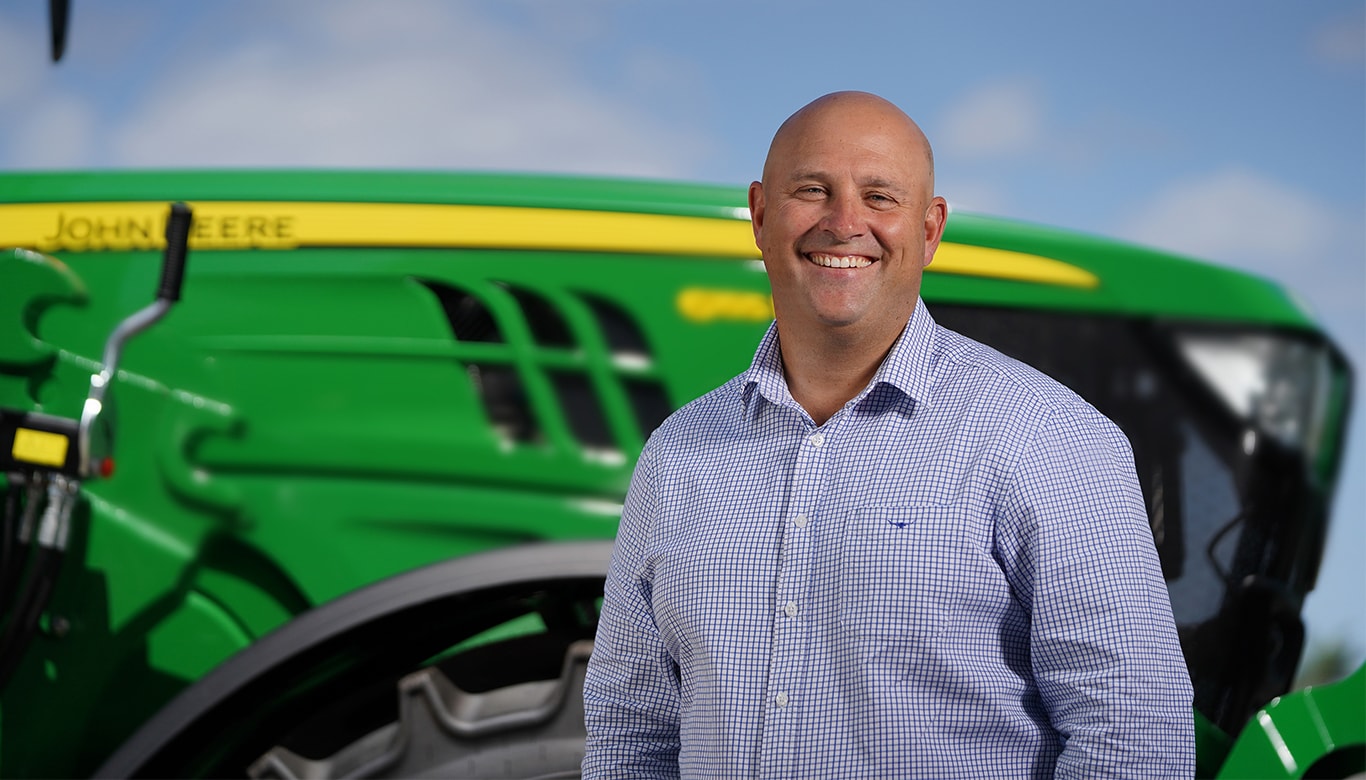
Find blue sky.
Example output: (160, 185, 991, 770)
(1, 1, 1362, 671)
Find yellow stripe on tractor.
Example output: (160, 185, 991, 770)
(0, 202, 1097, 289)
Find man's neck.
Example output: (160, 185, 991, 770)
(777, 319, 904, 426)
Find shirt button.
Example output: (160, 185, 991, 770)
(793, 513, 809, 528)
(784, 601, 798, 617)
(809, 432, 825, 448)
(775, 692, 789, 707)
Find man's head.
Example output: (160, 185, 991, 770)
(749, 91, 947, 345)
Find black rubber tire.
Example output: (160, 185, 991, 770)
(94, 540, 612, 779)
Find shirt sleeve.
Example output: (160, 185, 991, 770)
(581, 444, 683, 779)
(998, 404, 1196, 779)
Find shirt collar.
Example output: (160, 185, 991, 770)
(740, 320, 791, 411)
(739, 298, 938, 416)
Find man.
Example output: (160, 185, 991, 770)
(582, 91, 1194, 779)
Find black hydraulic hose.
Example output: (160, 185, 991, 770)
(0, 547, 60, 693)
(0, 475, 75, 694)
(0, 478, 38, 634)
(0, 477, 20, 615)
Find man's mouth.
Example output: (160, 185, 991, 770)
(807, 252, 874, 269)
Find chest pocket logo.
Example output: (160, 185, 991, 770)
(838, 505, 965, 640)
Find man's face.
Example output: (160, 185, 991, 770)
(749, 99, 946, 342)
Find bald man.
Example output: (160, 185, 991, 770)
(583, 92, 1194, 779)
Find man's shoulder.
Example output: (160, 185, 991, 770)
(930, 322, 1137, 467)
(930, 322, 1102, 422)
(645, 374, 749, 450)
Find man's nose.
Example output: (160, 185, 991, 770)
(818, 194, 865, 241)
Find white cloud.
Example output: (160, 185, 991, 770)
(1311, 10, 1366, 66)
(937, 79, 1046, 160)
(0, 16, 45, 103)
(1117, 168, 1364, 353)
(1118, 168, 1338, 270)
(0, 9, 112, 169)
(8, 94, 97, 168)
(940, 180, 1009, 216)
(107, 0, 707, 176)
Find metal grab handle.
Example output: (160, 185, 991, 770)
(77, 202, 194, 478)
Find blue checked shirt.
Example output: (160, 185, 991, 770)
(583, 301, 1195, 779)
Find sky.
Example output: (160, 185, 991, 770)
(1, 1, 1363, 673)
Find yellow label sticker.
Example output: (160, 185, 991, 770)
(677, 288, 774, 323)
(12, 427, 70, 467)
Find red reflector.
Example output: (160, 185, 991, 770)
(99, 457, 115, 478)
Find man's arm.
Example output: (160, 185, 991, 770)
(999, 405, 1195, 779)
(582, 447, 683, 779)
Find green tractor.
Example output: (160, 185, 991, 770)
(0, 170, 1360, 778)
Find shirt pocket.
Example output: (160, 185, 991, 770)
(838, 504, 963, 641)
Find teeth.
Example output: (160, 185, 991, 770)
(809, 253, 873, 269)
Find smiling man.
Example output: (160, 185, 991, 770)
(751, 91, 944, 426)
(582, 92, 1195, 779)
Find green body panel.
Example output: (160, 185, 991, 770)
(1216, 663, 1366, 778)
(0, 170, 1352, 777)
(1195, 710, 1236, 779)
(0, 169, 750, 217)
(935, 212, 1311, 323)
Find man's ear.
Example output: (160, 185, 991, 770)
(748, 181, 765, 247)
(921, 196, 948, 268)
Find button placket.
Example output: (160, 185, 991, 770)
(761, 422, 828, 772)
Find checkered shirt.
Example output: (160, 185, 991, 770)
(583, 300, 1195, 779)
